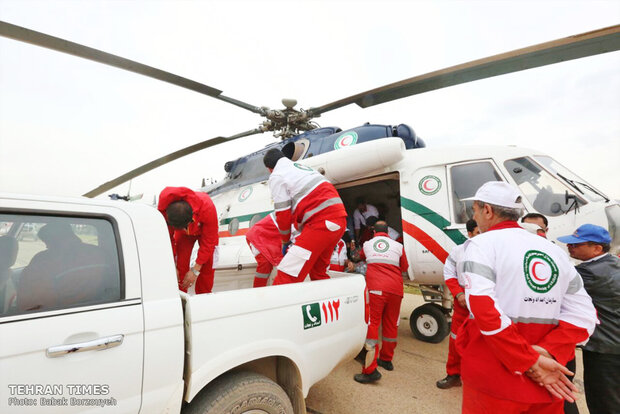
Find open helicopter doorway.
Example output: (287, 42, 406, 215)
(335, 172, 403, 250)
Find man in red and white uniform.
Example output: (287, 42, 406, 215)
(245, 213, 284, 287)
(263, 149, 347, 285)
(354, 221, 409, 384)
(329, 238, 348, 272)
(436, 218, 479, 389)
(458, 181, 597, 413)
(158, 187, 218, 294)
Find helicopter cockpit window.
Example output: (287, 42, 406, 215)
(504, 157, 587, 217)
(450, 161, 502, 223)
(533, 156, 607, 203)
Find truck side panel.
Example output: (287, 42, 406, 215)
(184, 275, 367, 400)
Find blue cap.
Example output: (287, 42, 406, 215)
(557, 224, 611, 244)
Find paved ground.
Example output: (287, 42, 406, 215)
(305, 293, 589, 414)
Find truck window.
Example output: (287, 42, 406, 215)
(504, 157, 587, 216)
(0, 215, 122, 317)
(449, 161, 502, 223)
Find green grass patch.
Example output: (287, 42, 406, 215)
(403, 285, 421, 295)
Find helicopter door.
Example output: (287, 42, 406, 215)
(401, 166, 451, 284)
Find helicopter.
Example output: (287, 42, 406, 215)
(1, 21, 619, 343)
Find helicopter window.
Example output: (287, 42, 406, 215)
(449, 161, 502, 223)
(228, 218, 240, 236)
(249, 214, 263, 228)
(533, 156, 607, 203)
(504, 157, 587, 217)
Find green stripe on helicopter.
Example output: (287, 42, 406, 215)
(400, 196, 467, 245)
(219, 210, 272, 226)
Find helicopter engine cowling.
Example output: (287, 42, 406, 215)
(303, 137, 406, 184)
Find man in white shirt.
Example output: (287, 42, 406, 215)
(353, 197, 378, 244)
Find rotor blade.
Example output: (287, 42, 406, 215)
(0, 21, 264, 115)
(82, 128, 264, 198)
(309, 24, 620, 116)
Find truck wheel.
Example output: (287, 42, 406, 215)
(409, 303, 450, 344)
(185, 371, 294, 414)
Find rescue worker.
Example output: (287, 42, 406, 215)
(354, 221, 409, 384)
(436, 218, 479, 389)
(558, 224, 620, 414)
(263, 149, 347, 285)
(329, 238, 350, 272)
(245, 213, 283, 287)
(458, 181, 597, 413)
(521, 213, 549, 238)
(158, 187, 218, 294)
(366, 216, 402, 243)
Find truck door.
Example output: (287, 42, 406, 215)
(0, 210, 143, 413)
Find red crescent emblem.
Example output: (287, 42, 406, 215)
(531, 261, 547, 282)
(423, 180, 434, 191)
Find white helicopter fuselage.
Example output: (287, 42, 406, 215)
(212, 138, 617, 281)
(206, 138, 618, 341)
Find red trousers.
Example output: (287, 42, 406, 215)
(253, 252, 273, 288)
(462, 382, 563, 413)
(174, 234, 215, 294)
(446, 301, 469, 375)
(273, 217, 346, 285)
(362, 291, 402, 374)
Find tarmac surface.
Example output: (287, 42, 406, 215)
(305, 293, 590, 414)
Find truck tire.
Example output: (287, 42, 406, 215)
(409, 303, 450, 344)
(184, 371, 294, 414)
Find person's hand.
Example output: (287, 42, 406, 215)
(456, 294, 467, 309)
(531, 345, 552, 359)
(181, 270, 198, 290)
(346, 261, 355, 272)
(526, 355, 578, 402)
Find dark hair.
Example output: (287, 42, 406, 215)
(600, 243, 611, 253)
(521, 212, 548, 227)
(466, 219, 478, 233)
(365, 216, 379, 227)
(263, 148, 286, 169)
(166, 200, 193, 229)
(341, 230, 352, 244)
(355, 196, 366, 205)
(374, 221, 388, 234)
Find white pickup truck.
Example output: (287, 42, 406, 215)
(0, 193, 367, 414)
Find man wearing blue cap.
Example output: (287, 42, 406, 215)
(558, 224, 620, 414)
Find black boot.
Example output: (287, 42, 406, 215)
(354, 369, 382, 384)
(436, 374, 461, 389)
(377, 359, 394, 371)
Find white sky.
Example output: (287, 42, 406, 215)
(1, 0, 619, 203)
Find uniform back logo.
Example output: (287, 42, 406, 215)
(293, 162, 313, 172)
(373, 239, 390, 253)
(523, 250, 559, 293)
(334, 131, 358, 149)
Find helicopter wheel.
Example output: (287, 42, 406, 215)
(409, 303, 450, 344)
